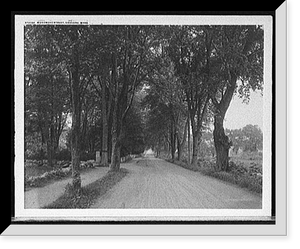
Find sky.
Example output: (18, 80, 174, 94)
(223, 91, 263, 130)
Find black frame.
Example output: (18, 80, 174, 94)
(7, 8, 284, 235)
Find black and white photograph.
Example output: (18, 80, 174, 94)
(9, 11, 288, 236)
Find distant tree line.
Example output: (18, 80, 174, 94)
(226, 124, 263, 154)
(196, 124, 263, 159)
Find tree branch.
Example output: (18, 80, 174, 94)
(210, 93, 220, 109)
(67, 66, 73, 106)
(122, 91, 135, 121)
(90, 76, 102, 98)
(79, 74, 94, 101)
(219, 71, 237, 114)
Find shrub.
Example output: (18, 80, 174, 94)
(200, 159, 215, 169)
(64, 182, 81, 197)
(228, 161, 248, 176)
(55, 149, 71, 161)
(25, 167, 71, 188)
(212, 171, 238, 184)
(25, 132, 46, 160)
(237, 174, 262, 193)
(80, 151, 95, 161)
(248, 163, 262, 176)
(80, 161, 95, 169)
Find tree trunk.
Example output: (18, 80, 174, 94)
(212, 73, 237, 171)
(187, 115, 191, 164)
(176, 118, 188, 162)
(110, 132, 121, 171)
(69, 44, 81, 190)
(49, 124, 59, 167)
(110, 102, 122, 171)
(191, 132, 200, 166)
(71, 129, 81, 190)
(53, 130, 60, 157)
(177, 137, 182, 161)
(213, 114, 232, 171)
(38, 127, 46, 165)
(46, 140, 53, 168)
(107, 105, 113, 163)
(42, 123, 54, 168)
(101, 83, 109, 167)
(156, 146, 160, 157)
(176, 133, 181, 161)
(70, 98, 81, 189)
(170, 123, 176, 160)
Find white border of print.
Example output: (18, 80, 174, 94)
(8, 5, 286, 235)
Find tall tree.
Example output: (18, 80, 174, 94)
(167, 26, 212, 165)
(47, 25, 95, 188)
(108, 26, 152, 171)
(209, 25, 264, 171)
(24, 25, 70, 166)
(89, 27, 117, 167)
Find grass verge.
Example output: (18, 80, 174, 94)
(166, 158, 262, 194)
(199, 168, 262, 194)
(24, 167, 96, 191)
(44, 168, 129, 209)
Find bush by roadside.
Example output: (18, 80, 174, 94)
(25, 160, 96, 189)
(25, 167, 71, 189)
(200, 166, 262, 194)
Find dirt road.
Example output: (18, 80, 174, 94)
(91, 156, 262, 209)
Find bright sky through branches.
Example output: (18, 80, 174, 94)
(224, 91, 263, 130)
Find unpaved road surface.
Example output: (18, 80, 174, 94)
(91, 156, 262, 209)
(25, 167, 109, 209)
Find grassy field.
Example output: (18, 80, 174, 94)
(230, 151, 262, 168)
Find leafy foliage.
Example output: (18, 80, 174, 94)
(121, 98, 146, 156)
(226, 124, 263, 153)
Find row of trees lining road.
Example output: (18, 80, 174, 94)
(143, 25, 263, 171)
(25, 25, 151, 190)
(25, 25, 263, 191)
